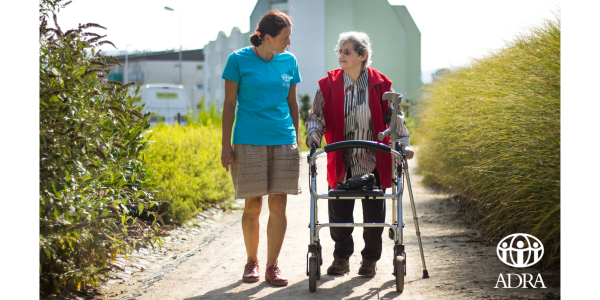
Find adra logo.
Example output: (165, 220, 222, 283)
(494, 233, 547, 289)
(281, 74, 292, 88)
(497, 233, 544, 267)
(281, 74, 292, 82)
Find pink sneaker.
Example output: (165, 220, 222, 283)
(242, 259, 259, 282)
(265, 262, 288, 286)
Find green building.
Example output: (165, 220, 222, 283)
(205, 0, 421, 106)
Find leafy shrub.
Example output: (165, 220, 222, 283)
(144, 122, 234, 224)
(415, 15, 560, 266)
(39, 0, 161, 295)
(299, 93, 312, 125)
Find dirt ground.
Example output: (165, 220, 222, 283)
(90, 149, 560, 300)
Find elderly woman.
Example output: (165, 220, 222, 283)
(305, 31, 413, 278)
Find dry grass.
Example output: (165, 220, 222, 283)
(415, 13, 560, 266)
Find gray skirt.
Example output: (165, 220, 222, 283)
(230, 144, 301, 199)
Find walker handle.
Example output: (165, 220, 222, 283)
(324, 141, 391, 154)
(308, 142, 318, 175)
(378, 92, 402, 141)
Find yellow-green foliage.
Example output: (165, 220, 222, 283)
(404, 114, 418, 146)
(144, 123, 233, 223)
(415, 15, 560, 266)
(299, 118, 309, 152)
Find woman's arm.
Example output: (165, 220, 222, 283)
(305, 89, 326, 147)
(306, 89, 326, 136)
(221, 79, 238, 171)
(287, 84, 300, 146)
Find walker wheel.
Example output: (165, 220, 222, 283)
(309, 256, 317, 292)
(395, 256, 405, 292)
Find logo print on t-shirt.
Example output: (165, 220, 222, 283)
(281, 74, 293, 87)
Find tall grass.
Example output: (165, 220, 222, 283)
(187, 97, 222, 127)
(404, 114, 418, 146)
(415, 15, 560, 266)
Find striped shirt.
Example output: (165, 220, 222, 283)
(306, 69, 410, 181)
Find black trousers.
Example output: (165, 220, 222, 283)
(328, 170, 386, 262)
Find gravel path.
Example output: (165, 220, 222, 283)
(88, 149, 559, 300)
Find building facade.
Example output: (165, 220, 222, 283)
(202, 27, 249, 111)
(109, 49, 205, 110)
(204, 0, 420, 107)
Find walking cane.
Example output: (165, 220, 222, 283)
(379, 92, 429, 279)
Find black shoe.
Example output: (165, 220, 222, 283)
(326, 257, 350, 275)
(358, 259, 377, 277)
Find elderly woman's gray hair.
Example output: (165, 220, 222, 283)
(335, 31, 372, 70)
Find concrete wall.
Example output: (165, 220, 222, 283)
(393, 6, 421, 103)
(250, 0, 270, 34)
(324, 0, 420, 104)
(203, 28, 250, 110)
(143, 61, 205, 110)
(288, 0, 325, 98)
(112, 59, 204, 110)
(324, 0, 354, 73)
(247, 0, 326, 98)
(113, 60, 145, 84)
(204, 0, 421, 108)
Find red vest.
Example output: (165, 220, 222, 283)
(318, 67, 393, 189)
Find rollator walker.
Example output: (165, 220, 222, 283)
(306, 92, 429, 293)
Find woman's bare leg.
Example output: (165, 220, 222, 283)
(242, 196, 263, 262)
(266, 194, 287, 267)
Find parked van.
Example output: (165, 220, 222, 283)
(139, 84, 191, 125)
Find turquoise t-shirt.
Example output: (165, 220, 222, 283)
(221, 46, 301, 145)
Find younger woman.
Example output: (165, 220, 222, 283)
(221, 10, 301, 286)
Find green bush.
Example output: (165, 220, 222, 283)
(144, 122, 234, 224)
(39, 0, 161, 295)
(299, 93, 312, 125)
(415, 15, 560, 266)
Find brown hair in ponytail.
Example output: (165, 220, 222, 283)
(249, 10, 293, 47)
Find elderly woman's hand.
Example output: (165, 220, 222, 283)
(406, 149, 414, 160)
(306, 131, 321, 149)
